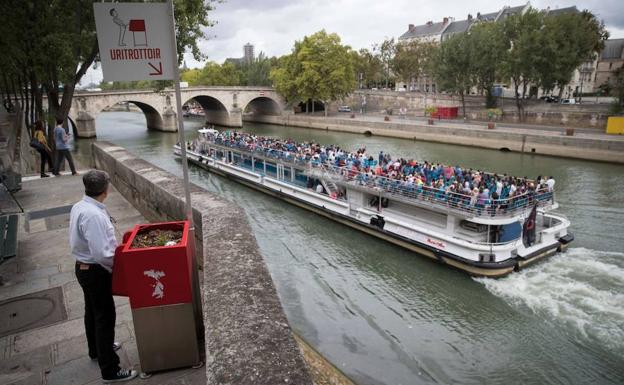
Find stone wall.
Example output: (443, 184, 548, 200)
(245, 114, 624, 164)
(91, 141, 314, 385)
(332, 91, 611, 128)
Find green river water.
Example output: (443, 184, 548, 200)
(73, 111, 623, 385)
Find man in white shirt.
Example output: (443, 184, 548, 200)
(70, 170, 137, 383)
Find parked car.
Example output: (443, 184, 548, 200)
(561, 98, 576, 105)
(338, 106, 352, 112)
(539, 95, 560, 103)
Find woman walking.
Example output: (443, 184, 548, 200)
(32, 121, 54, 178)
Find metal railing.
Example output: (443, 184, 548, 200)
(192, 136, 554, 218)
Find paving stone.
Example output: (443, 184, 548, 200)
(0, 277, 50, 302)
(0, 345, 51, 385)
(12, 317, 84, 355)
(0, 258, 18, 276)
(49, 271, 75, 286)
(44, 356, 101, 385)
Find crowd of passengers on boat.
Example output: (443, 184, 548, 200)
(185, 131, 555, 215)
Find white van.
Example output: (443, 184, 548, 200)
(561, 98, 576, 105)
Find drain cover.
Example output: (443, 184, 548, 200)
(0, 287, 67, 337)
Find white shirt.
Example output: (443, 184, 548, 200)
(69, 196, 118, 272)
(546, 178, 555, 191)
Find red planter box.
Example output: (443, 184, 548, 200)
(430, 106, 459, 119)
(112, 221, 193, 309)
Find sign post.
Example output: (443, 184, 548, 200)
(93, 1, 195, 240)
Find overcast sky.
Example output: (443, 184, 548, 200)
(81, 0, 624, 86)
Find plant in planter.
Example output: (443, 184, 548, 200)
(565, 128, 575, 136)
(486, 108, 502, 129)
(384, 116, 391, 121)
(425, 106, 437, 125)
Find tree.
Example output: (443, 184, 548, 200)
(271, 30, 356, 114)
(392, 40, 436, 91)
(501, 9, 544, 120)
(353, 49, 384, 89)
(538, 10, 608, 98)
(610, 65, 624, 115)
(374, 38, 395, 89)
(239, 52, 275, 86)
(467, 22, 508, 108)
(432, 34, 473, 117)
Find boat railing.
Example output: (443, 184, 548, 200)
(194, 137, 554, 218)
(312, 164, 553, 218)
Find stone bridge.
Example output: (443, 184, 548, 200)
(69, 86, 286, 137)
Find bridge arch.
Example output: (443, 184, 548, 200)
(184, 95, 230, 126)
(126, 100, 164, 130)
(243, 96, 282, 116)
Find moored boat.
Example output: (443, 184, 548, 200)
(174, 131, 573, 277)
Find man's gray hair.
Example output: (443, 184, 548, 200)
(83, 170, 110, 197)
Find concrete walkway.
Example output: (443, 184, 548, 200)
(0, 171, 206, 385)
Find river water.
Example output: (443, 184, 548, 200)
(76, 111, 623, 385)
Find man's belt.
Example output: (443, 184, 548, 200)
(76, 262, 95, 270)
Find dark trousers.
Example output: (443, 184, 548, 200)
(37, 149, 53, 175)
(54, 149, 76, 174)
(75, 263, 120, 378)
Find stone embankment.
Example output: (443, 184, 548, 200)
(246, 114, 624, 164)
(334, 90, 612, 128)
(92, 141, 315, 385)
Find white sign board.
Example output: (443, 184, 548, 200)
(93, 3, 176, 81)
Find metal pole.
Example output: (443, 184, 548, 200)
(167, 0, 204, 343)
(167, 0, 194, 232)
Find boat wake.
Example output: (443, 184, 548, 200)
(475, 247, 624, 354)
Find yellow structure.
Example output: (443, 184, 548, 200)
(607, 117, 624, 134)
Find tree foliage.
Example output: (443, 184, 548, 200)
(373, 38, 395, 88)
(500, 8, 608, 119)
(352, 49, 384, 88)
(432, 34, 473, 117)
(392, 39, 436, 90)
(270, 30, 356, 112)
(467, 22, 508, 108)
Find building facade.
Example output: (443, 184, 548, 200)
(594, 39, 624, 93)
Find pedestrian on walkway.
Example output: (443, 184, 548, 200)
(69, 170, 137, 383)
(32, 121, 53, 178)
(53, 118, 78, 176)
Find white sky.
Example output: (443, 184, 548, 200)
(81, 0, 624, 86)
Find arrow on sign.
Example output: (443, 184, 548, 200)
(148, 62, 163, 76)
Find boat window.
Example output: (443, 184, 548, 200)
(265, 161, 277, 177)
(294, 168, 308, 187)
(498, 222, 522, 242)
(460, 220, 488, 233)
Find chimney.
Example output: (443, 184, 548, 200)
(409, 23, 415, 31)
(443, 17, 449, 24)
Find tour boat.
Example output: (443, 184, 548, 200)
(174, 133, 573, 277)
